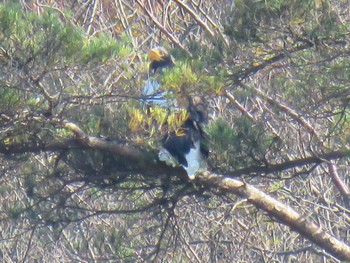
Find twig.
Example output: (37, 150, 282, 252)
(173, 0, 214, 37)
(21, 225, 37, 263)
(248, 85, 350, 200)
(135, 0, 191, 56)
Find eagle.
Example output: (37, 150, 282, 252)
(145, 46, 209, 179)
(159, 96, 209, 179)
(148, 46, 175, 74)
(142, 46, 175, 106)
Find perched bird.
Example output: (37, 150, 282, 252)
(143, 46, 209, 179)
(148, 46, 175, 74)
(159, 96, 209, 180)
(143, 46, 175, 106)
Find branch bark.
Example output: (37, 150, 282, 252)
(1, 135, 350, 177)
(1, 128, 350, 260)
(198, 172, 350, 261)
(135, 0, 190, 55)
(173, 0, 215, 37)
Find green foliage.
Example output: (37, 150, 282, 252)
(187, 40, 225, 67)
(0, 2, 136, 152)
(233, 117, 275, 155)
(268, 52, 350, 116)
(224, 0, 344, 43)
(0, 3, 128, 68)
(0, 3, 79, 65)
(107, 227, 135, 258)
(223, 0, 279, 42)
(85, 106, 105, 134)
(161, 62, 223, 94)
(162, 63, 198, 92)
(336, 110, 350, 144)
(208, 118, 237, 154)
(82, 33, 131, 63)
(0, 86, 21, 111)
(6, 201, 27, 220)
(128, 106, 189, 147)
(208, 117, 276, 169)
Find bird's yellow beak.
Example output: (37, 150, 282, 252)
(148, 49, 163, 62)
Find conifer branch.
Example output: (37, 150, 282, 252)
(198, 172, 350, 261)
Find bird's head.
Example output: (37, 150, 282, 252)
(148, 46, 175, 74)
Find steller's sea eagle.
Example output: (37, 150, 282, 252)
(143, 46, 209, 179)
(148, 46, 175, 74)
(159, 96, 209, 180)
(142, 46, 175, 106)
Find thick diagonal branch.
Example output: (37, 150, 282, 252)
(198, 172, 350, 261)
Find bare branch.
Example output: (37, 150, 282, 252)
(173, 0, 215, 37)
(247, 85, 350, 201)
(198, 172, 350, 261)
(1, 134, 350, 178)
(135, 0, 190, 55)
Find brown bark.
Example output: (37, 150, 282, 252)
(1, 135, 350, 176)
(1, 129, 350, 259)
(198, 172, 350, 261)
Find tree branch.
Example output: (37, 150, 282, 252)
(227, 150, 350, 177)
(197, 172, 350, 261)
(173, 0, 215, 37)
(246, 84, 350, 202)
(135, 0, 190, 55)
(228, 42, 310, 84)
(0, 136, 144, 161)
(1, 135, 350, 177)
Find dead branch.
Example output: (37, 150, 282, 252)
(135, 0, 190, 55)
(198, 172, 350, 261)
